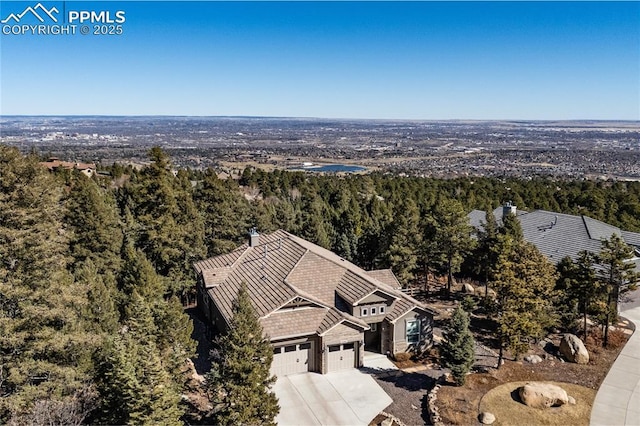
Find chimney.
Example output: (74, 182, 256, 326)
(249, 228, 259, 247)
(503, 202, 517, 218)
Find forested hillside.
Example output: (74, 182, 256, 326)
(1, 145, 640, 423)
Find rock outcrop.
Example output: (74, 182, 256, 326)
(559, 334, 589, 364)
(518, 382, 569, 409)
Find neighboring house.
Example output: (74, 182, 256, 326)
(194, 229, 436, 377)
(40, 157, 96, 177)
(469, 203, 640, 271)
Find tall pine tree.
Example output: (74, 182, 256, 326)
(207, 284, 279, 425)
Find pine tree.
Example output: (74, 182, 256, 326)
(491, 236, 558, 365)
(207, 284, 279, 425)
(598, 234, 639, 347)
(0, 147, 96, 422)
(65, 172, 123, 275)
(431, 198, 475, 296)
(441, 306, 475, 385)
(555, 252, 604, 338)
(475, 209, 499, 297)
(122, 147, 206, 300)
(385, 199, 421, 286)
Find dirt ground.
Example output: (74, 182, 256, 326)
(435, 326, 630, 425)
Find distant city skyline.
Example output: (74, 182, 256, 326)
(1, 1, 638, 120)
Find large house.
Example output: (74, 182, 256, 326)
(469, 203, 640, 271)
(194, 229, 436, 376)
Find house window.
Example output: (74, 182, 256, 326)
(371, 307, 377, 315)
(370, 323, 378, 332)
(406, 319, 421, 344)
(361, 307, 368, 316)
(379, 306, 385, 314)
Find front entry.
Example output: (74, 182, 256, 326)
(364, 322, 381, 353)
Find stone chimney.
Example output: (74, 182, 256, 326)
(249, 228, 260, 247)
(503, 202, 517, 218)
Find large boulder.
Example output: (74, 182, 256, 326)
(462, 283, 475, 294)
(559, 334, 589, 364)
(518, 382, 569, 409)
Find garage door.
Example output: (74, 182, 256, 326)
(327, 342, 356, 372)
(271, 342, 313, 377)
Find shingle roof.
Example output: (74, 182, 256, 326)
(196, 229, 435, 339)
(261, 306, 329, 340)
(468, 208, 640, 266)
(366, 269, 402, 289)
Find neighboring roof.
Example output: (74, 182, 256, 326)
(196, 229, 435, 338)
(468, 207, 640, 266)
(40, 158, 96, 171)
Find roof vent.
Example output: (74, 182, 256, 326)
(249, 228, 259, 247)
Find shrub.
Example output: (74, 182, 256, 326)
(394, 352, 412, 362)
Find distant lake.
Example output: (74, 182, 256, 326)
(291, 164, 366, 173)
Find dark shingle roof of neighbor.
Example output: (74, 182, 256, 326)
(196, 229, 436, 339)
(468, 207, 640, 266)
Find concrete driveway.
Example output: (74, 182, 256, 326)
(590, 305, 640, 426)
(273, 370, 393, 425)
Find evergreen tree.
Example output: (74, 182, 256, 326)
(598, 234, 639, 347)
(555, 252, 604, 337)
(94, 335, 183, 425)
(441, 306, 475, 385)
(122, 147, 206, 300)
(0, 147, 96, 422)
(385, 199, 421, 286)
(65, 172, 123, 275)
(207, 284, 279, 425)
(491, 236, 558, 365)
(432, 198, 475, 295)
(475, 209, 499, 297)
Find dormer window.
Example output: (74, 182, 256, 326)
(371, 307, 377, 315)
(379, 306, 385, 314)
(361, 307, 368, 316)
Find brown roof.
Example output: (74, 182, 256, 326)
(40, 159, 95, 171)
(261, 306, 329, 340)
(197, 229, 435, 338)
(366, 269, 401, 289)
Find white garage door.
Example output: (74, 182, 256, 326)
(271, 342, 313, 377)
(327, 342, 356, 372)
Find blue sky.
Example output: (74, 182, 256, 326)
(1, 1, 638, 119)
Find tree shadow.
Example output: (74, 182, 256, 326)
(374, 370, 440, 392)
(186, 307, 213, 375)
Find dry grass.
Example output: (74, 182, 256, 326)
(435, 327, 629, 425)
(478, 381, 596, 426)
